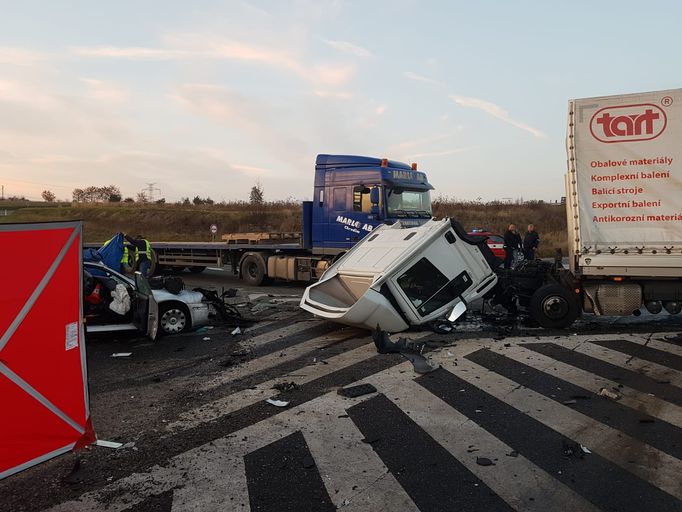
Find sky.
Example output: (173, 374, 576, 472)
(0, 0, 680, 203)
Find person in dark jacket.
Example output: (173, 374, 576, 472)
(523, 224, 540, 261)
(503, 223, 522, 269)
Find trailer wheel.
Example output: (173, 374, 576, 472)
(188, 266, 206, 274)
(241, 255, 266, 286)
(530, 284, 579, 329)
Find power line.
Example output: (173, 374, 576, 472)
(142, 182, 162, 202)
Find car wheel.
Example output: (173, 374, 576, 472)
(159, 303, 191, 335)
(529, 284, 579, 329)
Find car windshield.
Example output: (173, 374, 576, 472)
(386, 188, 432, 218)
(85, 264, 134, 287)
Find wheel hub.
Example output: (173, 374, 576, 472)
(542, 296, 569, 320)
(161, 309, 186, 333)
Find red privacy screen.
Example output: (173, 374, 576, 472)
(0, 222, 94, 479)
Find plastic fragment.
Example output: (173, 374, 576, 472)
(265, 398, 290, 407)
(111, 353, 132, 358)
(598, 388, 621, 400)
(231, 327, 242, 336)
(95, 440, 123, 449)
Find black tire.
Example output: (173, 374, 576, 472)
(159, 303, 191, 335)
(332, 251, 346, 264)
(188, 266, 206, 274)
(241, 254, 266, 286)
(530, 284, 579, 329)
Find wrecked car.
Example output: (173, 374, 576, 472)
(84, 262, 210, 338)
(300, 218, 499, 332)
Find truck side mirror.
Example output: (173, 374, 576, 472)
(369, 187, 380, 205)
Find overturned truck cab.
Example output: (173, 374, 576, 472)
(300, 218, 499, 332)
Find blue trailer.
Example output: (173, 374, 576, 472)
(109, 155, 435, 286)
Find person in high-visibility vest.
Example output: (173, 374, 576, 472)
(125, 234, 152, 277)
(102, 234, 131, 272)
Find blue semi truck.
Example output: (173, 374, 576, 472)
(138, 154, 435, 285)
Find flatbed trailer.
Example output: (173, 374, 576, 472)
(85, 154, 436, 285)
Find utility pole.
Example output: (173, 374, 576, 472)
(142, 183, 161, 202)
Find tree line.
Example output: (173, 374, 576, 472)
(37, 181, 267, 205)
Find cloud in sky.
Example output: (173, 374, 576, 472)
(75, 37, 355, 90)
(410, 147, 474, 158)
(450, 95, 546, 138)
(169, 83, 308, 165)
(323, 39, 372, 57)
(80, 78, 128, 103)
(0, 46, 47, 65)
(403, 71, 445, 87)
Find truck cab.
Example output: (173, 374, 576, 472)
(311, 154, 434, 255)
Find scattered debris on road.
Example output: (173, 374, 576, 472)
(598, 388, 622, 400)
(265, 399, 290, 407)
(372, 326, 437, 374)
(273, 382, 299, 392)
(95, 440, 123, 449)
(231, 326, 242, 336)
(338, 383, 377, 398)
(111, 352, 132, 358)
(476, 457, 495, 466)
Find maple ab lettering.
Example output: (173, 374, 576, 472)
(335, 215, 374, 233)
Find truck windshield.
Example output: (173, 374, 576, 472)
(386, 188, 432, 218)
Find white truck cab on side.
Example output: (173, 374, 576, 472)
(300, 218, 499, 332)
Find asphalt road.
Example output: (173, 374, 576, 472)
(1, 272, 681, 512)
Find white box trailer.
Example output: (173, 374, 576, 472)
(566, 88, 682, 316)
(300, 219, 498, 332)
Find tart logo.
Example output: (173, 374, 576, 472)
(590, 103, 667, 143)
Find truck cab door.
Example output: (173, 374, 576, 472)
(132, 271, 159, 340)
(328, 186, 354, 250)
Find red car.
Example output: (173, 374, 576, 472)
(467, 229, 506, 260)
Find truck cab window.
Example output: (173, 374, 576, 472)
(352, 186, 373, 213)
(386, 188, 432, 218)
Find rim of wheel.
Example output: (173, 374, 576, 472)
(542, 295, 569, 320)
(247, 263, 258, 279)
(160, 308, 187, 334)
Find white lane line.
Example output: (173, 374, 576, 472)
(238, 319, 320, 350)
(571, 341, 682, 387)
(441, 356, 682, 500)
(170, 453, 249, 512)
(378, 378, 601, 512)
(199, 328, 364, 391)
(490, 343, 682, 427)
(48, 391, 383, 512)
(169, 332, 431, 432)
(624, 334, 682, 358)
(301, 397, 420, 511)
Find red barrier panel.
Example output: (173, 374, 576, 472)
(0, 222, 94, 479)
